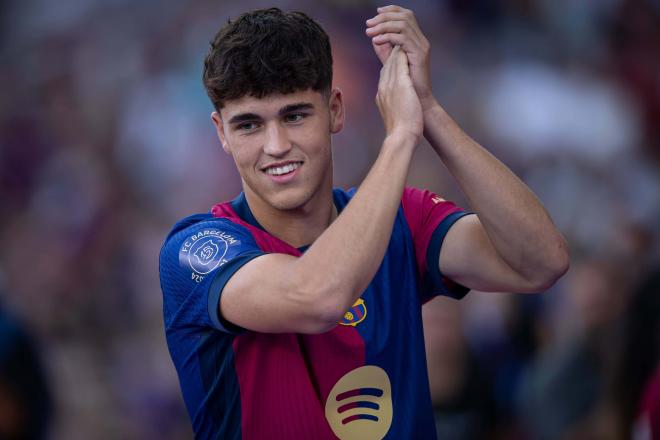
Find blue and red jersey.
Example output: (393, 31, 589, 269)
(159, 187, 470, 439)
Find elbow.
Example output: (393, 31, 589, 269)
(287, 278, 349, 334)
(305, 315, 340, 334)
(286, 259, 366, 334)
(293, 298, 344, 334)
(528, 238, 571, 291)
(306, 289, 351, 334)
(549, 236, 571, 283)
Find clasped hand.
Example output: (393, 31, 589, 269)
(375, 46, 423, 144)
(367, 5, 433, 110)
(370, 6, 432, 144)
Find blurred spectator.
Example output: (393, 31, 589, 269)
(613, 270, 660, 439)
(424, 297, 496, 439)
(516, 254, 646, 439)
(0, 299, 52, 439)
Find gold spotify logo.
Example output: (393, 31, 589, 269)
(324, 366, 393, 440)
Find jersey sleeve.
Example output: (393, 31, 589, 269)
(401, 187, 472, 301)
(159, 217, 265, 334)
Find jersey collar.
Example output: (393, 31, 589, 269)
(230, 190, 347, 252)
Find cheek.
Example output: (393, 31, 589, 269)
(228, 138, 259, 168)
(297, 123, 331, 155)
(234, 153, 256, 172)
(226, 149, 252, 178)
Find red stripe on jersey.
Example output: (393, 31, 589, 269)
(401, 187, 462, 280)
(213, 202, 367, 439)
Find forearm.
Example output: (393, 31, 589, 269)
(293, 134, 416, 322)
(423, 100, 568, 284)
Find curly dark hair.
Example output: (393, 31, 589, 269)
(203, 8, 333, 110)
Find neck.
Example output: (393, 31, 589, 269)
(243, 186, 337, 249)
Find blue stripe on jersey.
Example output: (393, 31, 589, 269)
(160, 213, 266, 438)
(208, 251, 264, 334)
(425, 211, 473, 300)
(195, 330, 242, 440)
(355, 205, 438, 439)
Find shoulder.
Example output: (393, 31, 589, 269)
(159, 212, 264, 331)
(401, 186, 450, 209)
(163, 213, 251, 245)
(401, 186, 464, 223)
(159, 213, 261, 277)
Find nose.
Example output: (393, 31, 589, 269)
(263, 122, 292, 157)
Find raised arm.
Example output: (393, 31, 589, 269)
(367, 6, 569, 293)
(220, 47, 423, 334)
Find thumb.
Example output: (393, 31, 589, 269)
(394, 46, 410, 76)
(372, 39, 392, 65)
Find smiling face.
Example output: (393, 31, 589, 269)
(212, 88, 344, 214)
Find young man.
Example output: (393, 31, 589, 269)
(159, 6, 569, 439)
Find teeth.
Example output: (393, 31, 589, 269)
(265, 162, 301, 176)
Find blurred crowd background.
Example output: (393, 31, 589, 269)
(1, 0, 659, 438)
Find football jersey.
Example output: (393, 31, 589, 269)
(159, 187, 471, 439)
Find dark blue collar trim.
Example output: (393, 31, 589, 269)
(230, 189, 350, 252)
(230, 192, 265, 231)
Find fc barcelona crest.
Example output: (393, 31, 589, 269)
(339, 298, 367, 327)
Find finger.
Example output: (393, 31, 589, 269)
(375, 5, 417, 32)
(376, 5, 406, 14)
(365, 20, 407, 37)
(366, 11, 425, 44)
(366, 21, 425, 56)
(373, 33, 404, 49)
(372, 33, 420, 63)
(373, 21, 428, 56)
(366, 11, 408, 27)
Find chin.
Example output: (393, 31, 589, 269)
(267, 188, 313, 211)
(243, 170, 330, 212)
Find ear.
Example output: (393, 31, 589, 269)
(211, 111, 230, 153)
(328, 88, 345, 134)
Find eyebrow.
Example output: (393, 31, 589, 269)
(227, 102, 314, 125)
(278, 102, 314, 115)
(228, 112, 261, 125)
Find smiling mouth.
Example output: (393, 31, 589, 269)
(263, 161, 303, 176)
